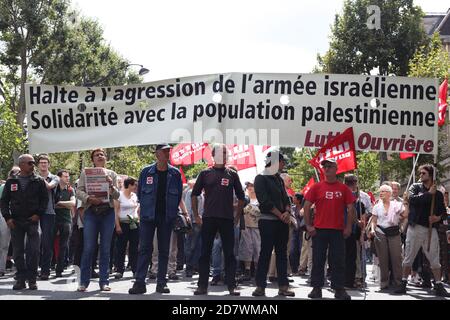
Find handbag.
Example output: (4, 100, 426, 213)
(378, 225, 400, 237)
(173, 213, 192, 233)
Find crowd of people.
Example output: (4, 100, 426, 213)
(0, 144, 449, 299)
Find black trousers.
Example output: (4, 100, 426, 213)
(344, 234, 357, 287)
(197, 217, 236, 290)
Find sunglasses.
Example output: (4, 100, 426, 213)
(28, 161, 36, 166)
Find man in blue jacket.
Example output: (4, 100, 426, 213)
(129, 144, 183, 294)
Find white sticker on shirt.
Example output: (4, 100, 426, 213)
(146, 177, 153, 185)
(221, 178, 230, 186)
(325, 191, 342, 199)
(11, 184, 18, 191)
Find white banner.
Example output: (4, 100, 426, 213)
(25, 73, 438, 154)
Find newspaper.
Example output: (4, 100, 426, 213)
(85, 168, 109, 203)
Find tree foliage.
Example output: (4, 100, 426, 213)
(315, 0, 428, 76)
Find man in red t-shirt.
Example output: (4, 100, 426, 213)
(303, 158, 355, 300)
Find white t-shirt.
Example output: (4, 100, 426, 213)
(243, 198, 260, 228)
(373, 200, 404, 229)
(117, 191, 139, 220)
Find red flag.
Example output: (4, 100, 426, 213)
(367, 191, 376, 205)
(399, 152, 415, 160)
(309, 127, 357, 175)
(206, 145, 257, 171)
(170, 143, 210, 165)
(438, 78, 448, 127)
(301, 177, 315, 196)
(179, 166, 187, 184)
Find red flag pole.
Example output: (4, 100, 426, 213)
(307, 148, 321, 182)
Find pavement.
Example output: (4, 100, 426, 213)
(0, 263, 449, 300)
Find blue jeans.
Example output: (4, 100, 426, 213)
(255, 219, 289, 288)
(311, 229, 345, 289)
(40, 214, 55, 275)
(80, 208, 115, 287)
(134, 217, 173, 286)
(211, 235, 222, 277)
(289, 228, 303, 273)
(184, 224, 202, 270)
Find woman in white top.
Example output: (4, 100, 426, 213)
(369, 184, 408, 290)
(113, 177, 140, 279)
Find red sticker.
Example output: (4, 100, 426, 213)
(221, 178, 229, 186)
(146, 177, 153, 185)
(11, 184, 18, 191)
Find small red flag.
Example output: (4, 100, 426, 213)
(438, 78, 448, 127)
(179, 166, 187, 184)
(309, 127, 357, 176)
(399, 152, 415, 160)
(301, 177, 315, 196)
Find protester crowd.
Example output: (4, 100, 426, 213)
(0, 144, 449, 299)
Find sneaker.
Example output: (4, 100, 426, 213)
(334, 288, 351, 300)
(114, 272, 123, 279)
(210, 275, 221, 286)
(434, 282, 450, 297)
(394, 280, 407, 294)
(156, 284, 170, 294)
(13, 280, 26, 290)
(128, 282, 146, 294)
(77, 285, 87, 292)
(28, 280, 38, 290)
(308, 287, 322, 299)
(228, 287, 240, 296)
(278, 286, 295, 297)
(91, 271, 99, 279)
(176, 264, 184, 271)
(238, 270, 251, 282)
(252, 287, 266, 297)
(194, 286, 208, 295)
(100, 284, 111, 291)
(168, 273, 179, 280)
(39, 273, 49, 281)
(147, 272, 156, 280)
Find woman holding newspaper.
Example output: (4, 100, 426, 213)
(75, 148, 120, 292)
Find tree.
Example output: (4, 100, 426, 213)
(315, 0, 429, 183)
(383, 32, 450, 184)
(0, 90, 24, 178)
(0, 0, 140, 147)
(287, 148, 318, 192)
(315, 0, 428, 76)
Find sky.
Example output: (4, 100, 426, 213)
(72, 0, 448, 82)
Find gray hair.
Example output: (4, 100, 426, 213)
(18, 154, 34, 164)
(379, 184, 393, 193)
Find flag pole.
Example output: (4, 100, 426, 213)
(307, 148, 321, 182)
(355, 168, 366, 292)
(427, 157, 438, 252)
(405, 153, 420, 193)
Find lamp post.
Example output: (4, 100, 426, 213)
(82, 63, 149, 87)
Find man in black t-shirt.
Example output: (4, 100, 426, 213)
(192, 144, 245, 296)
(395, 164, 450, 297)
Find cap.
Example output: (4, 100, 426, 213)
(155, 143, 171, 151)
(320, 158, 337, 166)
(245, 180, 255, 186)
(265, 150, 288, 165)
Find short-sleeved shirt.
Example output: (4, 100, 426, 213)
(55, 185, 74, 224)
(305, 180, 355, 230)
(192, 167, 245, 220)
(372, 200, 404, 229)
